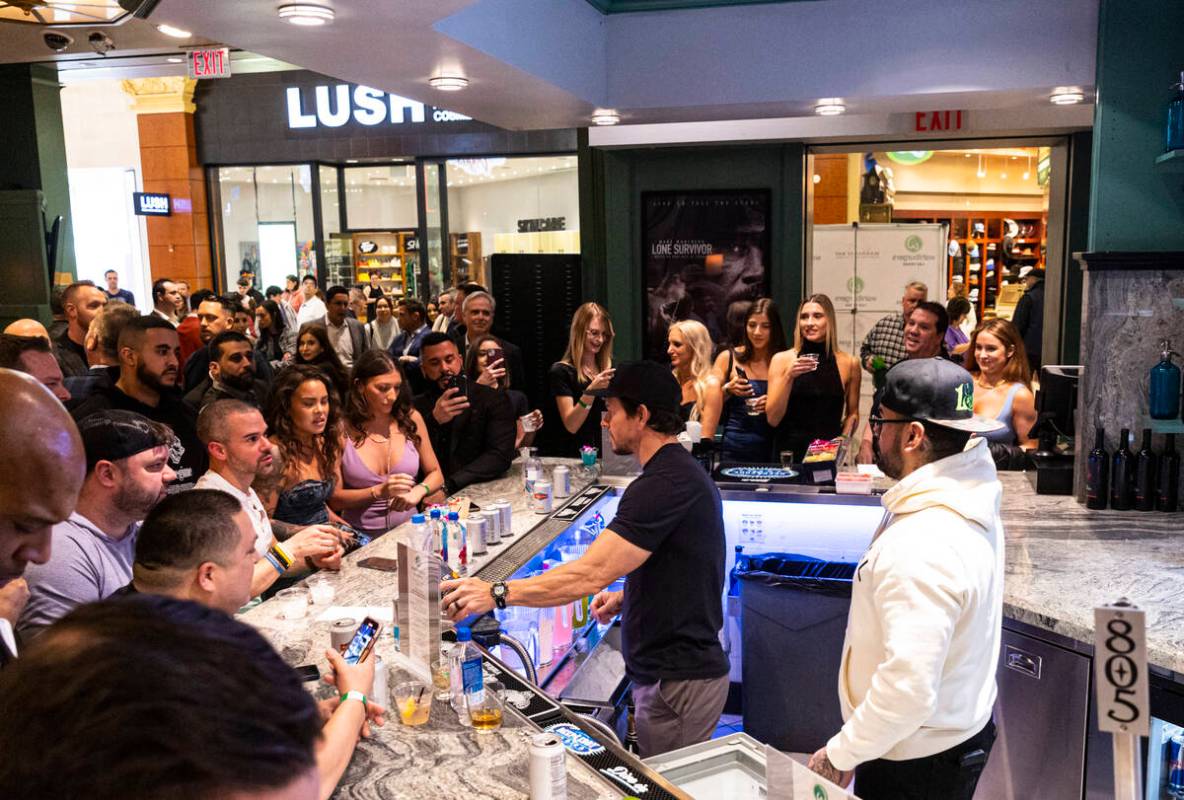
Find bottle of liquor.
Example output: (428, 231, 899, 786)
(1134, 428, 1157, 511)
(1086, 427, 1109, 510)
(1158, 434, 1180, 512)
(1111, 428, 1135, 511)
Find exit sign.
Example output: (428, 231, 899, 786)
(187, 47, 231, 80)
(914, 110, 964, 133)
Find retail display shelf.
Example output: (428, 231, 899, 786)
(1149, 418, 1184, 434)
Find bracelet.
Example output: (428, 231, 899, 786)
(339, 690, 367, 707)
(263, 551, 285, 576)
(577, 398, 589, 409)
(267, 542, 294, 573)
(370, 485, 381, 500)
(417, 482, 431, 495)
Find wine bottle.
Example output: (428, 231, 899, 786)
(1134, 428, 1157, 511)
(1111, 428, 1135, 511)
(1158, 434, 1180, 512)
(1085, 427, 1109, 510)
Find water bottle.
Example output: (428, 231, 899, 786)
(410, 513, 431, 552)
(429, 508, 443, 558)
(523, 447, 543, 498)
(446, 511, 466, 575)
(728, 545, 746, 597)
(449, 626, 483, 724)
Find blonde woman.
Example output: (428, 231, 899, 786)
(550, 302, 615, 453)
(767, 294, 861, 462)
(667, 319, 722, 437)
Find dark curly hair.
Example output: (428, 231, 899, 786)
(344, 350, 420, 450)
(294, 321, 348, 398)
(265, 363, 343, 479)
(464, 333, 511, 390)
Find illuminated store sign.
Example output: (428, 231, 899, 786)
(285, 84, 471, 129)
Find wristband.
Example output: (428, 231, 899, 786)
(417, 482, 430, 495)
(268, 542, 294, 571)
(577, 398, 589, 409)
(263, 551, 285, 576)
(339, 690, 367, 707)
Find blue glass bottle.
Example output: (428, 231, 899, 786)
(1169, 72, 1184, 152)
(1150, 340, 1181, 420)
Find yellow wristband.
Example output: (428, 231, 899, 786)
(269, 542, 293, 570)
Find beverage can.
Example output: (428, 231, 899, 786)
(372, 654, 388, 707)
(532, 481, 553, 514)
(468, 516, 488, 556)
(1168, 732, 1184, 794)
(552, 465, 571, 498)
(495, 500, 513, 537)
(481, 509, 502, 546)
(529, 732, 567, 800)
(330, 618, 356, 652)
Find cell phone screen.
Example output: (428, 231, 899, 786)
(343, 618, 381, 665)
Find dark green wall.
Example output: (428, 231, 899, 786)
(579, 140, 805, 359)
(1088, 0, 1184, 251)
(1060, 131, 1093, 364)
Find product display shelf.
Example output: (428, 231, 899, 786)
(352, 230, 416, 297)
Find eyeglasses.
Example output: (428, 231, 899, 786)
(869, 415, 923, 434)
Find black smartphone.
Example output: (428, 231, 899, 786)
(295, 664, 321, 682)
(357, 556, 400, 572)
(446, 373, 468, 398)
(343, 617, 382, 665)
(735, 366, 748, 380)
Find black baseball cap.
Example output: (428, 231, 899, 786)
(879, 358, 1004, 434)
(77, 410, 175, 471)
(586, 360, 680, 416)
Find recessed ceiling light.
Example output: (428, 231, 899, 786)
(814, 99, 846, 116)
(345, 159, 359, 163)
(166, 57, 183, 63)
(156, 24, 192, 38)
(429, 75, 468, 91)
(277, 4, 335, 26)
(1050, 88, 1085, 105)
(591, 109, 619, 126)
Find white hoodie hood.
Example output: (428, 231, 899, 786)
(826, 437, 1005, 771)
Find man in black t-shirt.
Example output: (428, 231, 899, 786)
(72, 315, 205, 491)
(440, 361, 729, 757)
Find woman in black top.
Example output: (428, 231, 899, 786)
(255, 299, 295, 370)
(466, 333, 542, 449)
(293, 322, 350, 402)
(550, 302, 615, 455)
(712, 298, 786, 462)
(364, 273, 384, 320)
(766, 294, 861, 463)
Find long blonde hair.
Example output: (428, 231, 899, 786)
(561, 302, 614, 380)
(792, 293, 839, 357)
(669, 319, 714, 421)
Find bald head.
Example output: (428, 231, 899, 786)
(3, 319, 49, 341)
(0, 369, 85, 586)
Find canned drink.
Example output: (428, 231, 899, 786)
(481, 509, 502, 546)
(529, 732, 567, 800)
(468, 516, 488, 556)
(372, 654, 388, 706)
(552, 465, 571, 498)
(495, 500, 513, 537)
(1169, 732, 1184, 794)
(330, 618, 357, 652)
(532, 481, 553, 514)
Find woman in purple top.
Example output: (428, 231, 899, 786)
(944, 297, 972, 365)
(330, 350, 444, 538)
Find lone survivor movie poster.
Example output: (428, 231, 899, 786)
(642, 190, 771, 361)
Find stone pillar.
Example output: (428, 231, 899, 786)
(121, 77, 212, 291)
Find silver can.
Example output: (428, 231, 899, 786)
(330, 618, 357, 652)
(495, 500, 513, 537)
(531, 481, 553, 514)
(372, 654, 388, 706)
(552, 465, 571, 498)
(481, 509, 502, 546)
(467, 515, 488, 556)
(529, 732, 567, 800)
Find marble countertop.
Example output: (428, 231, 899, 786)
(997, 472, 1184, 676)
(240, 457, 617, 800)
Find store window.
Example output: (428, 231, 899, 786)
(217, 165, 316, 292)
(344, 165, 417, 229)
(443, 155, 579, 288)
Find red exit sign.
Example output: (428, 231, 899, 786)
(187, 47, 231, 80)
(914, 110, 964, 132)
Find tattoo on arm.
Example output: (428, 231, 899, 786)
(814, 755, 844, 784)
(270, 519, 303, 540)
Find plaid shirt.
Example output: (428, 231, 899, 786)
(860, 312, 908, 369)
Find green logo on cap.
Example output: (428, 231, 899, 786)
(955, 382, 974, 413)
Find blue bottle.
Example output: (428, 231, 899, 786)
(1150, 339, 1181, 420)
(1168, 71, 1184, 152)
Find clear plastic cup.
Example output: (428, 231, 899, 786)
(394, 681, 432, 726)
(275, 587, 308, 619)
(466, 680, 505, 733)
(307, 575, 335, 606)
(431, 659, 452, 700)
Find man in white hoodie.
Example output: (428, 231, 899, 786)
(809, 357, 1005, 799)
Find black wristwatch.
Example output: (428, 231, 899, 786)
(491, 581, 508, 610)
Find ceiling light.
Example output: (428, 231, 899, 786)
(166, 57, 183, 63)
(814, 99, 845, 116)
(590, 109, 620, 126)
(277, 4, 335, 26)
(1050, 88, 1085, 105)
(156, 24, 192, 38)
(429, 75, 468, 91)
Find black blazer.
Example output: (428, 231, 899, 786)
(415, 381, 516, 494)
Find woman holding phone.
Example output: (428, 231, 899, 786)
(712, 298, 786, 462)
(466, 333, 543, 449)
(550, 303, 615, 454)
(766, 294, 860, 463)
(330, 350, 443, 539)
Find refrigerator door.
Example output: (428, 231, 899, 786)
(1145, 719, 1184, 800)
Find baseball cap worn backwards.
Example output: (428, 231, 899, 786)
(880, 358, 1004, 434)
(586, 360, 681, 416)
(77, 410, 175, 471)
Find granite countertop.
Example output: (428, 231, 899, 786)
(240, 458, 617, 800)
(997, 472, 1184, 676)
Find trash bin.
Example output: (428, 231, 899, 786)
(737, 553, 855, 753)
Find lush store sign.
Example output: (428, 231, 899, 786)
(285, 84, 472, 130)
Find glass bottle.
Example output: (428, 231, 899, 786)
(1150, 340, 1181, 420)
(1086, 427, 1109, 510)
(1111, 428, 1135, 511)
(1157, 434, 1180, 512)
(1134, 429, 1157, 511)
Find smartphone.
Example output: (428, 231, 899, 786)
(486, 347, 504, 366)
(735, 366, 748, 380)
(446, 373, 468, 398)
(342, 617, 382, 665)
(357, 556, 400, 572)
(294, 663, 321, 682)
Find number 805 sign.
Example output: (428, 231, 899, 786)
(1094, 602, 1150, 737)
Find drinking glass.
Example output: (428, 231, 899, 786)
(430, 659, 452, 701)
(745, 397, 762, 417)
(466, 680, 505, 733)
(307, 575, 335, 606)
(394, 681, 432, 726)
(275, 587, 308, 620)
(521, 413, 538, 433)
(780, 450, 795, 470)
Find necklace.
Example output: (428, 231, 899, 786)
(976, 374, 1005, 390)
